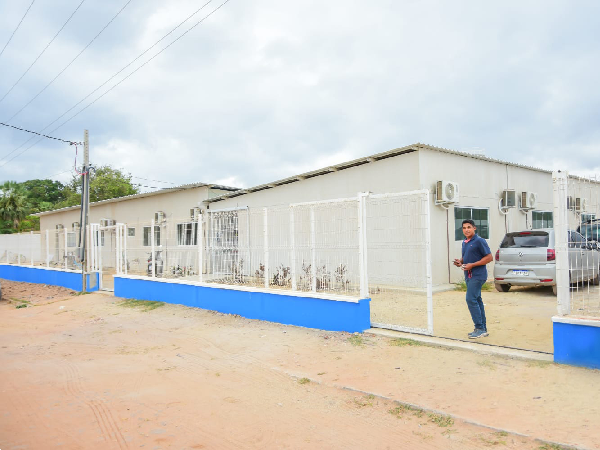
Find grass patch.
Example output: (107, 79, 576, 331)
(428, 413, 454, 427)
(118, 299, 164, 312)
(527, 360, 553, 369)
(478, 433, 507, 446)
(538, 444, 569, 450)
(15, 303, 27, 309)
(298, 377, 310, 385)
(389, 337, 424, 347)
(347, 334, 364, 346)
(455, 279, 492, 292)
(477, 359, 497, 370)
(353, 394, 375, 408)
(389, 403, 424, 419)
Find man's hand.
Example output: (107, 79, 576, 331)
(453, 258, 462, 267)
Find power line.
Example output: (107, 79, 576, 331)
(0, 0, 86, 105)
(0, 121, 82, 145)
(0, 0, 36, 60)
(0, 0, 230, 168)
(130, 176, 176, 185)
(4, 0, 133, 124)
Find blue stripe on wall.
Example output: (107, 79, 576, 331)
(0, 265, 99, 292)
(554, 321, 600, 369)
(114, 276, 371, 333)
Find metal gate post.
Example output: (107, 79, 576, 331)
(264, 208, 269, 289)
(46, 229, 50, 267)
(553, 171, 570, 315)
(198, 212, 203, 282)
(310, 206, 316, 292)
(151, 219, 156, 278)
(424, 191, 434, 335)
(358, 193, 369, 298)
(290, 207, 297, 291)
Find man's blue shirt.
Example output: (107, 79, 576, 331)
(462, 234, 491, 280)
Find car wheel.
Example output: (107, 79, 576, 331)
(495, 283, 510, 292)
(591, 266, 600, 286)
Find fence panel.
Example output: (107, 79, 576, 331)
(559, 174, 600, 317)
(367, 191, 433, 334)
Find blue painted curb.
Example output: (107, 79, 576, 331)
(0, 264, 99, 292)
(115, 276, 371, 333)
(553, 319, 600, 369)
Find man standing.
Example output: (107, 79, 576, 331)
(453, 219, 493, 339)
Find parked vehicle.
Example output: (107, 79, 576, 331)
(493, 229, 600, 295)
(578, 219, 600, 244)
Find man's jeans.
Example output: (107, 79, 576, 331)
(465, 277, 487, 330)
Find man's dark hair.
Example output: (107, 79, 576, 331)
(462, 219, 476, 227)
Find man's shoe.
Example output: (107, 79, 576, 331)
(467, 328, 478, 337)
(469, 329, 489, 339)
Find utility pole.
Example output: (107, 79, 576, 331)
(81, 130, 90, 292)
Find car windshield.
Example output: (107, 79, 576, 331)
(580, 223, 600, 242)
(500, 231, 549, 248)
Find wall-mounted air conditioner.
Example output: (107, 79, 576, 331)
(100, 219, 116, 227)
(155, 211, 166, 223)
(435, 180, 459, 204)
(520, 191, 537, 210)
(190, 207, 201, 222)
(575, 198, 587, 212)
(56, 224, 64, 230)
(501, 189, 516, 208)
(72, 222, 80, 229)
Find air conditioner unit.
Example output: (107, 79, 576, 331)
(155, 211, 166, 223)
(190, 207, 201, 222)
(502, 189, 516, 208)
(100, 219, 116, 227)
(72, 222, 80, 229)
(56, 224, 64, 230)
(575, 198, 587, 212)
(435, 181, 459, 203)
(520, 191, 537, 209)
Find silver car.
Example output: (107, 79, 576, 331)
(493, 229, 600, 295)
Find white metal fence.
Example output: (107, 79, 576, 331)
(553, 172, 600, 317)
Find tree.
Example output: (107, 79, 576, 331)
(20, 179, 66, 213)
(56, 165, 139, 208)
(0, 181, 30, 231)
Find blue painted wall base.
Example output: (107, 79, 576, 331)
(0, 265, 99, 292)
(554, 319, 600, 369)
(115, 276, 370, 333)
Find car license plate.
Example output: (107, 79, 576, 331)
(512, 270, 529, 276)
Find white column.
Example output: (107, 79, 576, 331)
(310, 206, 316, 292)
(123, 224, 128, 275)
(424, 192, 434, 335)
(553, 171, 570, 315)
(358, 193, 369, 298)
(16, 232, 20, 265)
(116, 224, 121, 275)
(30, 231, 34, 266)
(290, 207, 297, 291)
(263, 208, 269, 289)
(64, 228, 68, 270)
(151, 219, 156, 278)
(198, 214, 203, 282)
(46, 229, 50, 267)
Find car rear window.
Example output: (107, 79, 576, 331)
(580, 223, 600, 242)
(500, 231, 549, 248)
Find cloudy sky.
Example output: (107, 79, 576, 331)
(0, 0, 599, 192)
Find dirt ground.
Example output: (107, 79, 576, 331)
(1, 280, 599, 450)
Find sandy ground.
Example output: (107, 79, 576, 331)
(1, 280, 599, 450)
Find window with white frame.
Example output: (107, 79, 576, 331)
(143, 226, 161, 246)
(67, 232, 76, 248)
(532, 211, 553, 229)
(454, 207, 489, 240)
(127, 227, 135, 237)
(177, 222, 198, 246)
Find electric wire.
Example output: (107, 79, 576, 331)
(0, 121, 81, 145)
(0, 0, 86, 105)
(130, 176, 176, 185)
(0, 0, 36, 60)
(3, 0, 133, 125)
(0, 0, 230, 169)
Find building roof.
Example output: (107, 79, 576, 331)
(204, 142, 552, 204)
(34, 181, 240, 217)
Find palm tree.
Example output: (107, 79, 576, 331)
(0, 181, 30, 232)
